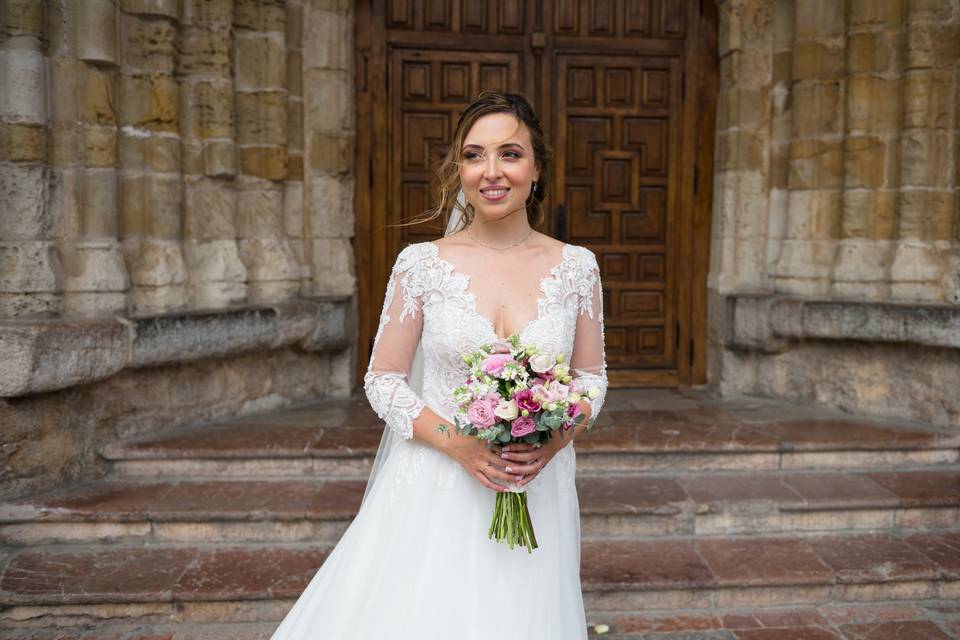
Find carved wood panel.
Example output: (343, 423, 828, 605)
(556, 54, 680, 370)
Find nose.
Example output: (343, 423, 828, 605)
(482, 152, 503, 179)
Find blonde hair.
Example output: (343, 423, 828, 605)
(395, 91, 553, 231)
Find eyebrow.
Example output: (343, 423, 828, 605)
(461, 142, 526, 151)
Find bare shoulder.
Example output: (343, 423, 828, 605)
(525, 231, 567, 260)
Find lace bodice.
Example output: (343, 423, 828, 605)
(363, 241, 608, 440)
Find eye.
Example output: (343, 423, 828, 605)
(503, 151, 521, 159)
(462, 151, 481, 160)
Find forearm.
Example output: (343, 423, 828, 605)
(411, 404, 473, 454)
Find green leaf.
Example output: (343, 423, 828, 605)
(497, 430, 512, 443)
(523, 433, 540, 444)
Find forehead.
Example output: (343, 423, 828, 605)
(462, 112, 531, 148)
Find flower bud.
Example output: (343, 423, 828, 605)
(568, 392, 581, 404)
(561, 375, 572, 384)
(546, 402, 557, 411)
(555, 353, 565, 363)
(521, 409, 529, 417)
(588, 387, 600, 399)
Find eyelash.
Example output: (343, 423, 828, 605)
(462, 151, 522, 160)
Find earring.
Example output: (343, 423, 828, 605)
(533, 182, 539, 192)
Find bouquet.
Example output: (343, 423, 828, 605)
(437, 334, 600, 553)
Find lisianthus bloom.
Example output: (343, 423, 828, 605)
(467, 396, 498, 429)
(565, 402, 582, 429)
(528, 352, 555, 374)
(514, 389, 540, 412)
(494, 398, 519, 421)
(511, 415, 536, 437)
(490, 339, 512, 354)
(482, 353, 514, 376)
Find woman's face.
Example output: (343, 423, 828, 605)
(459, 113, 541, 222)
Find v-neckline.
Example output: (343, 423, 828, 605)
(427, 241, 573, 342)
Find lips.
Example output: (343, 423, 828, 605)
(480, 186, 510, 201)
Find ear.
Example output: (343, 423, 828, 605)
(532, 162, 541, 184)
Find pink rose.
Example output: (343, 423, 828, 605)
(482, 353, 514, 376)
(510, 415, 536, 438)
(514, 389, 541, 412)
(467, 397, 497, 429)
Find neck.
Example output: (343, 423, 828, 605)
(467, 206, 532, 248)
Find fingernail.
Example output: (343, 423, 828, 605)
(516, 475, 522, 481)
(505, 466, 512, 473)
(501, 453, 511, 459)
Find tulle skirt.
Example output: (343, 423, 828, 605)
(270, 432, 587, 639)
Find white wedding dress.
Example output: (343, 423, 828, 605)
(271, 239, 607, 639)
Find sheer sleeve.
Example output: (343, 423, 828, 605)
(569, 249, 608, 423)
(362, 246, 427, 440)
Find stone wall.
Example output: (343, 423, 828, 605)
(710, 0, 960, 428)
(0, 0, 358, 499)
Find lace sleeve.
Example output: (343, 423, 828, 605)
(569, 249, 608, 423)
(362, 246, 427, 440)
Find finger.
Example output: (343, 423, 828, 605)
(503, 460, 541, 475)
(500, 450, 539, 463)
(484, 465, 523, 483)
(502, 443, 535, 453)
(473, 470, 506, 492)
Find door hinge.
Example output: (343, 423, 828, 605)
(368, 157, 374, 189)
(675, 322, 680, 351)
(690, 337, 695, 367)
(680, 70, 686, 101)
(693, 165, 699, 194)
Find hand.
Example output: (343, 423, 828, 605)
(441, 430, 519, 493)
(499, 432, 572, 488)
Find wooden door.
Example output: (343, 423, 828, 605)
(355, 0, 717, 388)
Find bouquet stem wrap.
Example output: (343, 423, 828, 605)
(490, 482, 538, 553)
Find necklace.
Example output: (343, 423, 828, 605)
(466, 225, 533, 252)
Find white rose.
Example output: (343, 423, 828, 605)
(568, 391, 581, 404)
(529, 353, 555, 373)
(553, 363, 570, 378)
(588, 387, 600, 399)
(494, 399, 519, 421)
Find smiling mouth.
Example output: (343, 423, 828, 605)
(480, 187, 510, 197)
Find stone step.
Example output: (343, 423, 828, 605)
(98, 399, 960, 478)
(3, 602, 959, 639)
(2, 469, 958, 546)
(1, 533, 958, 625)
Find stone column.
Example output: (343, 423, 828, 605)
(284, 0, 310, 295)
(46, 0, 130, 316)
(178, 0, 247, 309)
(771, 0, 845, 296)
(831, 0, 903, 300)
(947, 48, 960, 303)
(234, 0, 300, 303)
(303, 0, 356, 297)
(0, 1, 61, 316)
(889, 2, 959, 301)
(117, 0, 188, 314)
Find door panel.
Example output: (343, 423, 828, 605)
(356, 0, 717, 389)
(556, 54, 680, 373)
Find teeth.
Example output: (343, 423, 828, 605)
(484, 189, 508, 196)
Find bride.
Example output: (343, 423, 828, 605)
(271, 91, 607, 639)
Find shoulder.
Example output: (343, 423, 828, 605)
(563, 243, 600, 273)
(392, 242, 438, 272)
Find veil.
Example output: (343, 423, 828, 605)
(360, 189, 469, 508)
